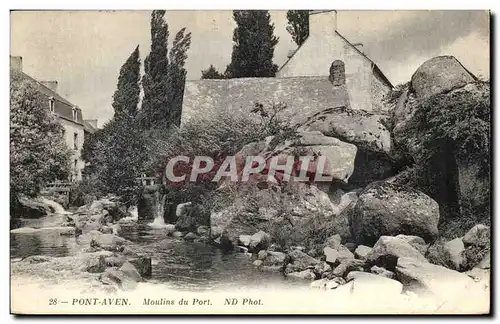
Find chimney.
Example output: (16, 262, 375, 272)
(309, 10, 337, 37)
(352, 43, 364, 53)
(40, 81, 58, 93)
(85, 119, 98, 128)
(10, 56, 23, 72)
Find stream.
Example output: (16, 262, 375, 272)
(10, 201, 308, 292)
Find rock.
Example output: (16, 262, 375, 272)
(253, 260, 263, 267)
(310, 278, 329, 289)
(332, 259, 366, 278)
(260, 265, 282, 273)
(128, 256, 152, 278)
(260, 251, 286, 267)
(80, 254, 107, 273)
(10, 227, 37, 234)
(288, 249, 320, 271)
(395, 234, 429, 255)
(351, 182, 440, 245)
(325, 280, 341, 290)
(21, 255, 51, 264)
(411, 56, 476, 99)
(396, 257, 475, 300)
(287, 269, 316, 280)
(313, 261, 332, 276)
(164, 224, 176, 235)
(196, 225, 210, 236)
(99, 268, 138, 291)
(462, 224, 490, 248)
(80, 231, 130, 252)
(172, 231, 184, 238)
(184, 232, 198, 241)
(370, 265, 395, 279)
(249, 230, 271, 252)
(354, 245, 372, 261)
(119, 262, 143, 282)
(301, 107, 392, 156)
(175, 203, 208, 232)
(15, 196, 53, 218)
(122, 246, 139, 257)
(238, 235, 252, 247)
(104, 255, 127, 267)
(476, 251, 490, 269)
(366, 236, 427, 271)
(346, 271, 403, 297)
(344, 242, 357, 253)
(100, 225, 113, 234)
(323, 246, 354, 264)
(427, 239, 466, 270)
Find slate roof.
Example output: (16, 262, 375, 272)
(182, 76, 350, 126)
(19, 71, 84, 126)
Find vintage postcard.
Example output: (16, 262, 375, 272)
(9, 9, 491, 315)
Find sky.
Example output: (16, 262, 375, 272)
(10, 10, 490, 126)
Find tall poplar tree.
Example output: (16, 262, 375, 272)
(112, 45, 141, 119)
(168, 27, 192, 127)
(141, 10, 170, 128)
(225, 10, 279, 78)
(286, 10, 310, 46)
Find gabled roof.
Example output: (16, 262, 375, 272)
(82, 120, 98, 134)
(19, 71, 85, 126)
(278, 30, 394, 89)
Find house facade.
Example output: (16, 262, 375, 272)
(10, 56, 96, 182)
(276, 10, 393, 112)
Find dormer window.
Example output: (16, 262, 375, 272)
(72, 106, 78, 121)
(48, 96, 55, 113)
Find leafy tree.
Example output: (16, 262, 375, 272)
(168, 27, 192, 127)
(112, 45, 141, 119)
(10, 71, 71, 209)
(225, 10, 279, 78)
(286, 10, 310, 46)
(141, 10, 170, 128)
(201, 64, 226, 79)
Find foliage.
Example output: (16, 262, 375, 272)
(112, 45, 141, 119)
(225, 10, 279, 78)
(141, 10, 170, 129)
(140, 10, 192, 129)
(10, 71, 71, 210)
(201, 64, 226, 79)
(286, 10, 310, 46)
(167, 27, 192, 127)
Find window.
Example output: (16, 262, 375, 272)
(73, 133, 78, 150)
(48, 96, 55, 113)
(329, 60, 346, 86)
(72, 106, 78, 121)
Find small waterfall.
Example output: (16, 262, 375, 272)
(148, 191, 167, 229)
(40, 197, 71, 215)
(128, 205, 139, 220)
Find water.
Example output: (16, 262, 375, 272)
(10, 203, 308, 292)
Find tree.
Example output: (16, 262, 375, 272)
(141, 10, 170, 128)
(225, 10, 279, 78)
(201, 64, 226, 79)
(10, 71, 71, 209)
(286, 10, 310, 46)
(168, 27, 192, 127)
(112, 45, 141, 119)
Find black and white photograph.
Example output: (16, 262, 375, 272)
(8, 8, 491, 315)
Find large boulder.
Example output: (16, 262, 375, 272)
(426, 238, 465, 270)
(175, 202, 209, 233)
(300, 107, 398, 187)
(394, 234, 429, 255)
(99, 267, 139, 291)
(128, 256, 152, 278)
(80, 231, 130, 252)
(366, 236, 427, 271)
(410, 56, 476, 99)
(285, 250, 320, 273)
(350, 181, 440, 245)
(15, 196, 53, 218)
(396, 257, 475, 300)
